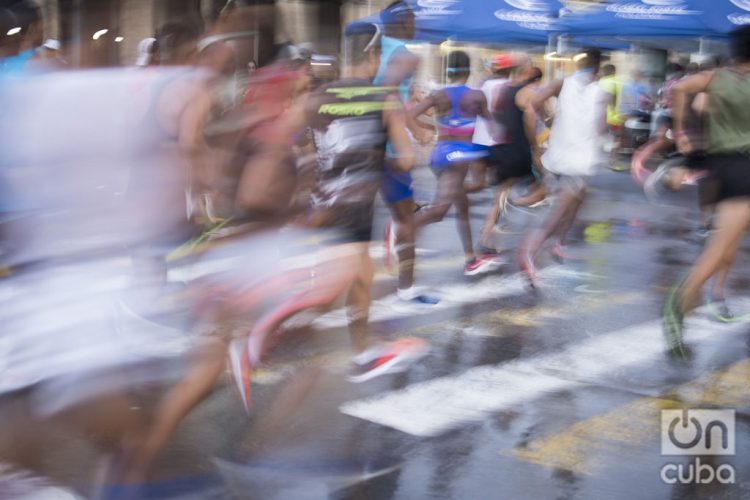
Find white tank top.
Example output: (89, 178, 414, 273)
(472, 78, 508, 146)
(543, 71, 610, 176)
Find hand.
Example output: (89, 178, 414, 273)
(675, 132, 693, 155)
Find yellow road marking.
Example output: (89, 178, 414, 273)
(510, 359, 750, 475)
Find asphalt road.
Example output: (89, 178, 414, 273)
(3, 163, 750, 500)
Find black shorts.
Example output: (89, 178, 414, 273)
(705, 153, 750, 202)
(317, 203, 374, 243)
(486, 144, 532, 185)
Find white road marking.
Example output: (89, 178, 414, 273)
(339, 300, 750, 437)
(308, 265, 590, 330)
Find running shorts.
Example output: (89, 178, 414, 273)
(430, 141, 488, 171)
(487, 144, 532, 185)
(381, 162, 414, 204)
(545, 173, 587, 199)
(705, 153, 750, 202)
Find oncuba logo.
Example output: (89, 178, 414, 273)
(416, 0, 461, 19)
(606, 0, 698, 20)
(660, 409, 736, 485)
(495, 0, 556, 30)
(729, 0, 750, 25)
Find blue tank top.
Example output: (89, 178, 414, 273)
(373, 35, 412, 103)
(437, 85, 476, 137)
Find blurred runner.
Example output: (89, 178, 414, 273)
(306, 22, 426, 380)
(476, 57, 539, 253)
(376, 1, 438, 305)
(599, 63, 625, 163)
(664, 26, 750, 349)
(465, 54, 515, 194)
(410, 50, 502, 275)
(517, 49, 612, 286)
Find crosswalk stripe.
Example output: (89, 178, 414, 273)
(339, 300, 750, 437)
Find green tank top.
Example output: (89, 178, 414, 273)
(707, 68, 750, 154)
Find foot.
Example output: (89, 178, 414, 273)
(397, 287, 440, 305)
(708, 297, 734, 322)
(663, 287, 686, 357)
(517, 249, 539, 288)
(464, 254, 505, 276)
(549, 243, 584, 263)
(348, 338, 429, 383)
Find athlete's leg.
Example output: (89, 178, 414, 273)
(122, 333, 230, 481)
(479, 178, 514, 250)
(518, 180, 584, 281)
(414, 164, 473, 259)
(678, 198, 750, 314)
(553, 188, 586, 248)
(450, 163, 474, 260)
(464, 160, 488, 194)
(346, 244, 375, 353)
(389, 199, 416, 291)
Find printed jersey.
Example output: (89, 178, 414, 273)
(309, 78, 396, 206)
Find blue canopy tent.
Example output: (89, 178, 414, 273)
(558, 0, 714, 39)
(686, 0, 750, 36)
(346, 0, 561, 45)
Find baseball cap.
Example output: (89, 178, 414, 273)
(492, 54, 517, 71)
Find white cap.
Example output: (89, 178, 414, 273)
(42, 39, 60, 51)
(135, 37, 156, 66)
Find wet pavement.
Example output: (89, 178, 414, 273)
(5, 165, 750, 499)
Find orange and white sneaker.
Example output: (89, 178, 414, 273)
(348, 337, 429, 383)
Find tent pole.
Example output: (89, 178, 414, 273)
(546, 34, 556, 83)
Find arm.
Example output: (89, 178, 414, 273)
(672, 70, 714, 154)
(384, 94, 416, 173)
(523, 80, 562, 173)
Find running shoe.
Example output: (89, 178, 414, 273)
(707, 297, 734, 323)
(383, 220, 397, 269)
(348, 337, 429, 383)
(663, 287, 686, 358)
(396, 287, 440, 305)
(463, 254, 505, 276)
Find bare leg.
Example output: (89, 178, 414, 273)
(518, 188, 583, 282)
(479, 178, 515, 250)
(678, 199, 750, 314)
(414, 163, 473, 260)
(389, 199, 416, 291)
(464, 160, 487, 194)
(346, 245, 375, 353)
(122, 335, 230, 482)
(553, 190, 586, 247)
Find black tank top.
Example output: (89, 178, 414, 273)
(309, 78, 391, 207)
(493, 82, 529, 149)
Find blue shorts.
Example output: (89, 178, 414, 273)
(381, 162, 414, 204)
(430, 141, 488, 171)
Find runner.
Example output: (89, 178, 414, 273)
(517, 48, 612, 286)
(410, 50, 503, 275)
(664, 25, 750, 348)
(375, 1, 439, 304)
(476, 57, 540, 253)
(465, 54, 516, 194)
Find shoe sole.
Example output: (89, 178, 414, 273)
(348, 346, 429, 383)
(464, 259, 505, 276)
